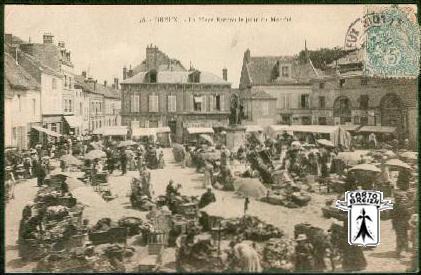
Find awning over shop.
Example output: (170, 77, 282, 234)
(358, 126, 397, 134)
(93, 126, 128, 136)
(64, 116, 81, 128)
(32, 126, 62, 138)
(341, 124, 361, 132)
(132, 127, 157, 137)
(245, 125, 264, 133)
(155, 127, 171, 133)
(186, 127, 214, 135)
(266, 125, 294, 136)
(287, 125, 341, 134)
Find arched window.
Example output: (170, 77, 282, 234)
(333, 96, 352, 124)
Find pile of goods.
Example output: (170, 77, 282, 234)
(33, 243, 136, 272)
(172, 143, 185, 163)
(88, 218, 128, 245)
(221, 216, 284, 242)
(263, 173, 311, 208)
(261, 237, 295, 271)
(18, 174, 85, 261)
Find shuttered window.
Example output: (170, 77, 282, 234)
(149, 95, 159, 112)
(220, 95, 225, 111)
(168, 95, 177, 112)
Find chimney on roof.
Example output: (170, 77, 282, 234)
(104, 80, 107, 87)
(43, 33, 54, 44)
(222, 68, 228, 81)
(58, 41, 65, 48)
(123, 66, 127, 80)
(5, 34, 12, 45)
(114, 78, 119, 89)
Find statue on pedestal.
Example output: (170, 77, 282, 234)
(229, 94, 244, 126)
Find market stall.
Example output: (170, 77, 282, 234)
(131, 128, 157, 144)
(184, 127, 214, 145)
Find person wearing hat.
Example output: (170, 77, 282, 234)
(294, 233, 314, 271)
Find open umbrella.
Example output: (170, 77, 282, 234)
(236, 178, 267, 199)
(84, 149, 106, 160)
(60, 154, 82, 166)
(118, 140, 137, 148)
(385, 159, 412, 170)
(400, 151, 417, 160)
(349, 163, 381, 173)
(317, 139, 335, 148)
(199, 134, 214, 145)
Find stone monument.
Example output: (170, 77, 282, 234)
(224, 93, 246, 151)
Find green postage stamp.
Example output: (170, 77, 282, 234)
(345, 5, 420, 78)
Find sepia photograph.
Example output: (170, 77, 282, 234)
(3, 4, 419, 273)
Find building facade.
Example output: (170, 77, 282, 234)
(4, 52, 42, 150)
(121, 45, 231, 142)
(238, 88, 277, 127)
(239, 48, 319, 125)
(310, 50, 418, 148)
(19, 33, 80, 136)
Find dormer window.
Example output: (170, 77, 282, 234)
(149, 70, 157, 83)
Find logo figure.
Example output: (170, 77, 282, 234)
(336, 190, 393, 246)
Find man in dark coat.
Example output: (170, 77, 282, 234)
(36, 162, 47, 187)
(392, 170, 413, 257)
(120, 148, 127, 175)
(198, 188, 216, 209)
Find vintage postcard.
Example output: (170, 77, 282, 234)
(3, 4, 419, 273)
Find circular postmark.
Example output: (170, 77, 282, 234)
(344, 5, 420, 78)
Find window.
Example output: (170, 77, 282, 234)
(318, 117, 327, 125)
(80, 103, 83, 115)
(150, 71, 157, 83)
(33, 99, 36, 115)
(51, 123, 57, 133)
(69, 77, 72, 89)
(360, 116, 368, 125)
(12, 127, 17, 144)
(64, 75, 67, 87)
(148, 95, 159, 112)
(262, 102, 269, 116)
(361, 78, 368, 86)
(360, 95, 369, 110)
(131, 95, 140, 112)
(168, 95, 177, 112)
(319, 82, 325, 89)
(64, 99, 68, 112)
(339, 79, 345, 88)
(319, 96, 326, 108)
(189, 72, 200, 83)
(281, 66, 289, 77)
(193, 95, 202, 112)
(52, 78, 57, 89)
(300, 94, 310, 109)
(17, 95, 21, 112)
(69, 99, 73, 112)
(215, 95, 221, 111)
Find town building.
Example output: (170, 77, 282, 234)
(310, 50, 418, 149)
(120, 45, 231, 142)
(239, 48, 319, 125)
(19, 33, 81, 136)
(4, 52, 41, 150)
(237, 88, 277, 127)
(74, 73, 121, 134)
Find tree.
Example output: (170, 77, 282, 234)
(298, 47, 351, 70)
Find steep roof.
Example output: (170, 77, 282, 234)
(239, 87, 277, 100)
(132, 59, 186, 75)
(74, 75, 120, 98)
(5, 53, 40, 94)
(240, 51, 319, 88)
(121, 70, 229, 85)
(18, 50, 63, 78)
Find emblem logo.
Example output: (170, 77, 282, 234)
(336, 190, 393, 246)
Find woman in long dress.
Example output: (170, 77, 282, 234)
(232, 242, 262, 272)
